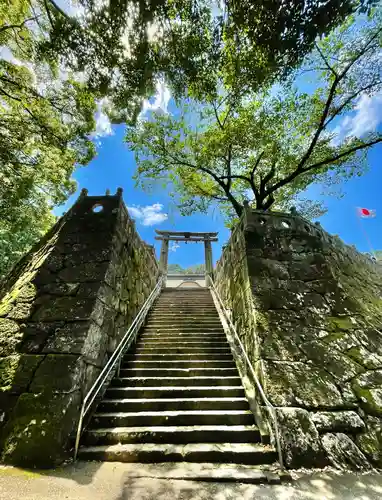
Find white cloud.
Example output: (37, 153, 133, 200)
(140, 79, 171, 118)
(127, 203, 168, 226)
(169, 243, 180, 252)
(91, 99, 113, 138)
(333, 92, 382, 142)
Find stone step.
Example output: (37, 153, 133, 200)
(90, 410, 255, 427)
(153, 298, 215, 301)
(78, 442, 276, 465)
(111, 376, 242, 387)
(144, 324, 223, 330)
(122, 359, 236, 368)
(151, 306, 217, 311)
(138, 334, 227, 341)
(133, 347, 231, 354)
(149, 310, 218, 315)
(121, 367, 239, 377)
(136, 340, 229, 347)
(98, 397, 249, 412)
(149, 311, 218, 316)
(142, 327, 225, 333)
(82, 424, 261, 445)
(89, 461, 287, 484)
(152, 309, 217, 313)
(125, 353, 233, 360)
(105, 386, 245, 399)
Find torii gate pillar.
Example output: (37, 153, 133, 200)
(159, 238, 169, 275)
(204, 239, 213, 281)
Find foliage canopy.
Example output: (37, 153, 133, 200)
(127, 11, 382, 224)
(0, 0, 377, 274)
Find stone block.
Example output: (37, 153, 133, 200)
(58, 262, 109, 283)
(15, 283, 37, 302)
(275, 407, 328, 468)
(39, 282, 80, 296)
(66, 247, 112, 266)
(44, 252, 64, 273)
(6, 301, 34, 321)
(32, 296, 104, 325)
(0, 393, 19, 432)
(262, 360, 344, 408)
(0, 319, 23, 356)
(356, 328, 382, 356)
(289, 261, 332, 281)
(29, 354, 84, 393)
(311, 411, 365, 434)
(299, 340, 364, 383)
(352, 370, 382, 416)
(247, 257, 289, 280)
(255, 289, 305, 311)
(346, 345, 382, 370)
(19, 322, 63, 354)
(1, 390, 81, 467)
(43, 321, 106, 363)
(321, 433, 372, 470)
(0, 354, 44, 393)
(355, 416, 382, 467)
(260, 333, 305, 362)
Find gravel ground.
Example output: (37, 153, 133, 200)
(0, 461, 381, 500)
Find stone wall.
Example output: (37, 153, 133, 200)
(215, 207, 382, 469)
(0, 190, 159, 466)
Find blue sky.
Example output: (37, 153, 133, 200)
(57, 122, 230, 269)
(57, 86, 382, 268)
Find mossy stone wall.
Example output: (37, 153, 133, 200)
(0, 192, 159, 466)
(215, 208, 382, 469)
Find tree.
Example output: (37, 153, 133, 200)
(0, 1, 97, 277)
(167, 263, 205, 274)
(5, 1, 370, 117)
(127, 11, 382, 223)
(167, 264, 185, 274)
(0, 0, 373, 275)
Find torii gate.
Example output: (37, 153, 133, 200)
(155, 230, 218, 279)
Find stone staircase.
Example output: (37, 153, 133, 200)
(78, 288, 278, 469)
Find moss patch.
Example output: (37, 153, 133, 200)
(0, 355, 44, 393)
(1, 391, 81, 467)
(327, 316, 355, 331)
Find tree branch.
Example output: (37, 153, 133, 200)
(249, 151, 264, 199)
(47, 0, 71, 20)
(315, 42, 338, 76)
(0, 17, 36, 33)
(192, 184, 228, 202)
(264, 138, 382, 199)
(302, 138, 382, 173)
(295, 26, 382, 176)
(44, 0, 56, 28)
(225, 144, 232, 190)
(324, 81, 382, 128)
(166, 153, 243, 216)
(212, 101, 224, 130)
(222, 103, 233, 127)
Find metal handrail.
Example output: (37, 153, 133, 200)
(208, 276, 284, 470)
(74, 275, 164, 459)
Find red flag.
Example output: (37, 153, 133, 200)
(357, 207, 376, 218)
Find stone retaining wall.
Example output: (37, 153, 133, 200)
(215, 207, 382, 469)
(0, 190, 159, 466)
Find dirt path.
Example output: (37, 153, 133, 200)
(0, 462, 381, 500)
